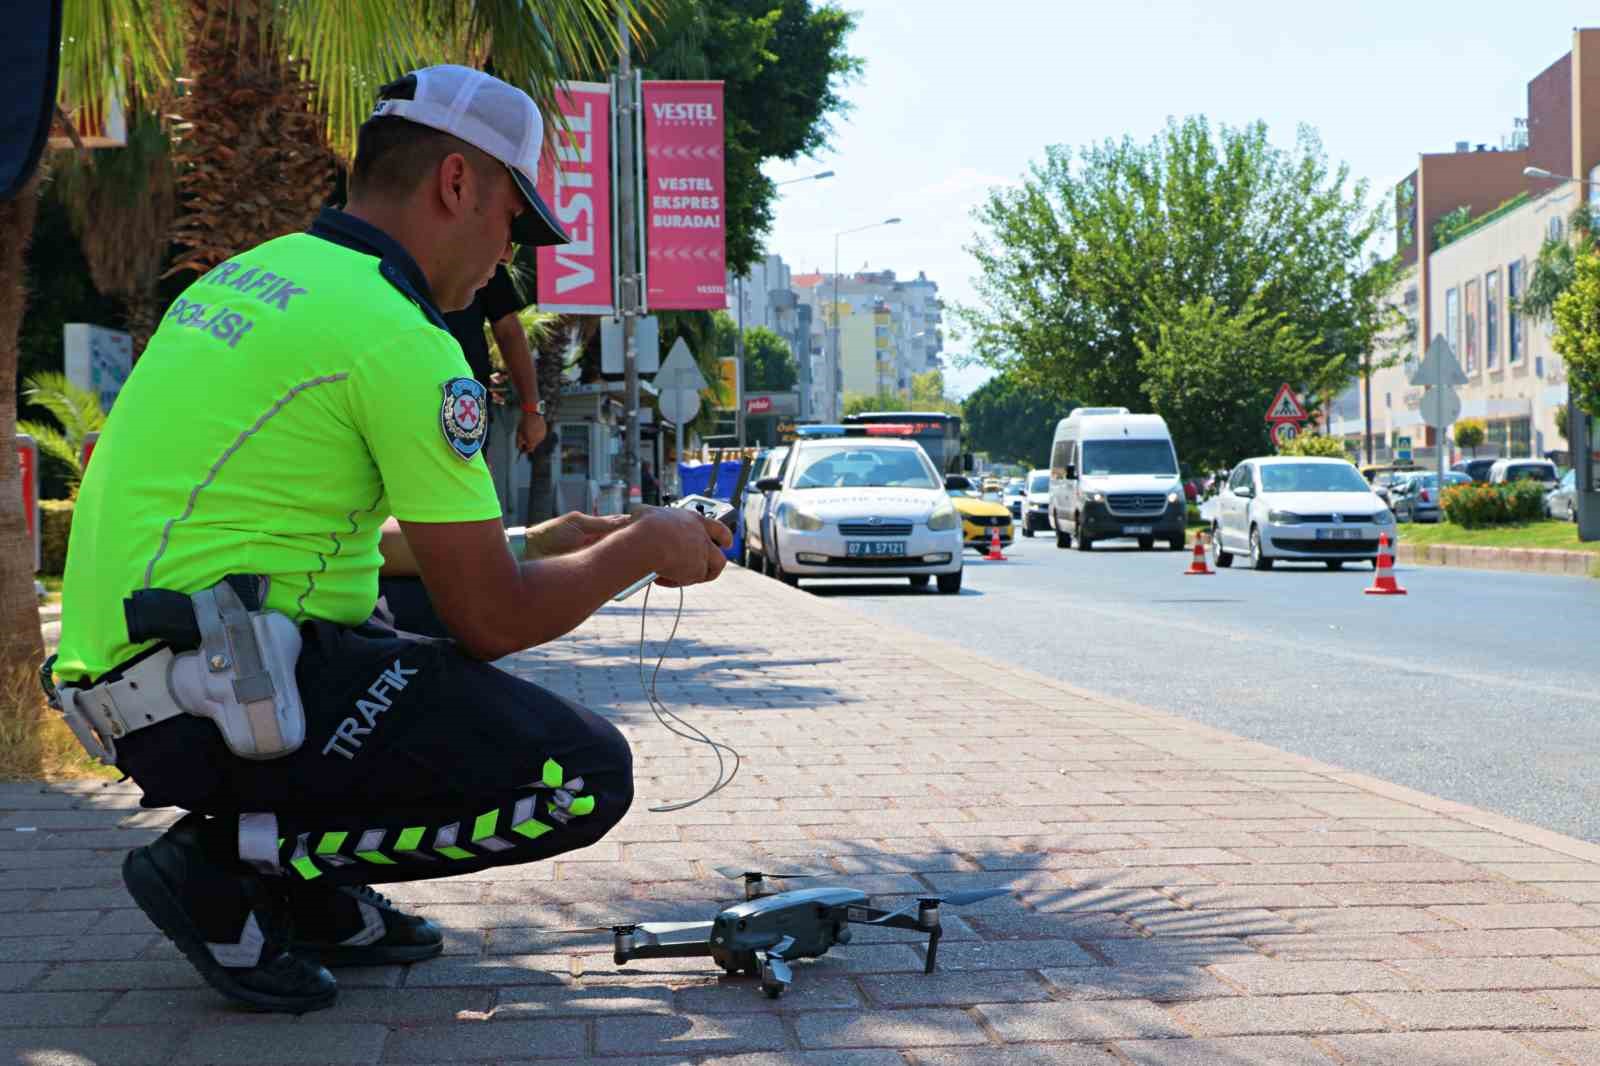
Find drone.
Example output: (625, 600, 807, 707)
(548, 866, 1010, 998)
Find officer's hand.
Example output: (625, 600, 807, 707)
(645, 508, 731, 588)
(524, 511, 633, 559)
(517, 410, 547, 454)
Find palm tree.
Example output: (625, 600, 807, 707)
(18, 372, 108, 497)
(0, 0, 654, 675)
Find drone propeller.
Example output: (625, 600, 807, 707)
(714, 865, 821, 882)
(862, 888, 1011, 925)
(533, 922, 637, 936)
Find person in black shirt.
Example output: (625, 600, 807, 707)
(443, 263, 545, 456)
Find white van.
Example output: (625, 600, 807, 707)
(1048, 408, 1187, 551)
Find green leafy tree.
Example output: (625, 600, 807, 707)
(640, 0, 859, 274)
(1277, 433, 1351, 460)
(1520, 204, 1595, 324)
(909, 369, 960, 414)
(17, 373, 107, 497)
(1137, 296, 1333, 471)
(842, 390, 906, 416)
(1453, 417, 1486, 456)
(1553, 248, 1600, 417)
(740, 327, 797, 392)
(961, 369, 1068, 467)
(959, 116, 1402, 466)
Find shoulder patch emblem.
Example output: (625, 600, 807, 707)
(439, 377, 488, 461)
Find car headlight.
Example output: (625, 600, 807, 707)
(1375, 509, 1395, 525)
(1167, 490, 1183, 504)
(779, 504, 824, 531)
(928, 502, 959, 531)
(1086, 491, 1106, 504)
(1267, 509, 1301, 524)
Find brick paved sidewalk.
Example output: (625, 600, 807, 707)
(5, 569, 1600, 1065)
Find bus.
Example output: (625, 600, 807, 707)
(841, 411, 966, 475)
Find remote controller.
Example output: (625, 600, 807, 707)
(612, 495, 742, 601)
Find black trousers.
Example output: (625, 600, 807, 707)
(114, 580, 633, 886)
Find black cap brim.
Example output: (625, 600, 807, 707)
(508, 166, 570, 247)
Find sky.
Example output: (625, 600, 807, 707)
(760, 0, 1600, 400)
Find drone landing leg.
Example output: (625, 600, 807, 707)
(924, 925, 942, 974)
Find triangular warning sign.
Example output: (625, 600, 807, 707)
(1265, 383, 1307, 423)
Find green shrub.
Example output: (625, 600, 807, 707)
(1441, 480, 1547, 528)
(1277, 434, 1352, 459)
(40, 500, 74, 575)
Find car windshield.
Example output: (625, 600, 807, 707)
(1080, 439, 1177, 476)
(1028, 474, 1050, 493)
(790, 445, 935, 489)
(1259, 463, 1370, 493)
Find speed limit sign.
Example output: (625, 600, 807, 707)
(1271, 421, 1300, 447)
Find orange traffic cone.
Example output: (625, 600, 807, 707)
(984, 524, 1008, 561)
(1184, 530, 1213, 575)
(1364, 532, 1406, 595)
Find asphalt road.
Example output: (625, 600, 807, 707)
(793, 528, 1600, 844)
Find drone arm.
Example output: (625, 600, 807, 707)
(846, 905, 928, 934)
(613, 921, 717, 966)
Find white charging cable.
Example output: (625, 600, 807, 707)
(634, 582, 741, 812)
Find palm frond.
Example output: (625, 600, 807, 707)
(17, 423, 84, 485)
(57, 0, 185, 120)
(21, 373, 108, 439)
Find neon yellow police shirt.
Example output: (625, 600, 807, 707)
(55, 232, 503, 682)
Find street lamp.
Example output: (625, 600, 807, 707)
(1523, 166, 1587, 182)
(736, 170, 836, 444)
(831, 217, 901, 421)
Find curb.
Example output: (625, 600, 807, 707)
(1396, 539, 1597, 577)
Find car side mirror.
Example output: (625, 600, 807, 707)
(1235, 485, 1252, 498)
(755, 477, 782, 494)
(943, 475, 965, 492)
(1063, 465, 1077, 480)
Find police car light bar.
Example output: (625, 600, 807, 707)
(792, 423, 922, 439)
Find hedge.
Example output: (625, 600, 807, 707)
(40, 499, 73, 575)
(1440, 480, 1545, 528)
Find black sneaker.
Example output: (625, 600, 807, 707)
(287, 883, 445, 967)
(122, 817, 337, 1014)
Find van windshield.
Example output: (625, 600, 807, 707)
(1080, 440, 1177, 477)
(1028, 474, 1050, 493)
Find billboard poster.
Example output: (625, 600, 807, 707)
(535, 81, 614, 315)
(641, 81, 726, 310)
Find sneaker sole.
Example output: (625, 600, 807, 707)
(300, 940, 446, 968)
(122, 848, 337, 1014)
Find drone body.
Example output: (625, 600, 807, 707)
(599, 878, 1006, 998)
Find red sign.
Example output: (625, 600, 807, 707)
(536, 81, 614, 315)
(745, 395, 772, 415)
(642, 81, 726, 310)
(16, 435, 38, 572)
(81, 430, 99, 471)
(1265, 382, 1309, 424)
(1270, 421, 1301, 448)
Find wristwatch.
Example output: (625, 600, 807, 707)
(521, 400, 546, 416)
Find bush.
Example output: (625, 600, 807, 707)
(1278, 433, 1352, 460)
(40, 500, 73, 575)
(1441, 480, 1547, 528)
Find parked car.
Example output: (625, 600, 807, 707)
(751, 436, 964, 592)
(1390, 471, 1469, 523)
(1546, 468, 1579, 521)
(1488, 458, 1560, 486)
(739, 445, 789, 574)
(1002, 478, 1027, 520)
(946, 474, 1015, 552)
(1020, 468, 1052, 537)
(1212, 457, 1396, 571)
(1451, 457, 1498, 482)
(1048, 406, 1187, 551)
(1359, 463, 1424, 505)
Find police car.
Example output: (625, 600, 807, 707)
(751, 426, 964, 593)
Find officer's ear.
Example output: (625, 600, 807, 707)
(435, 151, 473, 220)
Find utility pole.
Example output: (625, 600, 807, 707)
(617, 10, 641, 501)
(1363, 351, 1373, 465)
(735, 274, 745, 447)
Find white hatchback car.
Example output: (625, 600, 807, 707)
(752, 437, 964, 592)
(1211, 456, 1396, 571)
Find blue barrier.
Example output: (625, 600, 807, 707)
(677, 460, 746, 560)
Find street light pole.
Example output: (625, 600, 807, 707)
(831, 217, 901, 422)
(617, 10, 640, 504)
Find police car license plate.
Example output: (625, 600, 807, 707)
(1123, 525, 1153, 535)
(1316, 528, 1361, 540)
(847, 541, 905, 557)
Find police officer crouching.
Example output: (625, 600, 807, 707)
(48, 66, 730, 1014)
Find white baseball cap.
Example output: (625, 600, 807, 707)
(369, 64, 570, 247)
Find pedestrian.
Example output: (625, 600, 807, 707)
(48, 65, 731, 1015)
(641, 461, 660, 506)
(443, 262, 546, 457)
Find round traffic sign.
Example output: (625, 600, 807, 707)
(1271, 421, 1300, 447)
(1419, 387, 1462, 427)
(657, 388, 702, 426)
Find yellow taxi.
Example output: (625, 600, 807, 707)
(945, 474, 1014, 551)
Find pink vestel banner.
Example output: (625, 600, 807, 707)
(536, 81, 614, 315)
(641, 80, 726, 310)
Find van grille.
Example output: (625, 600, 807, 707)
(1107, 493, 1167, 515)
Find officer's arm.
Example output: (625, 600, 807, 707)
(397, 514, 702, 660)
(378, 518, 422, 576)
